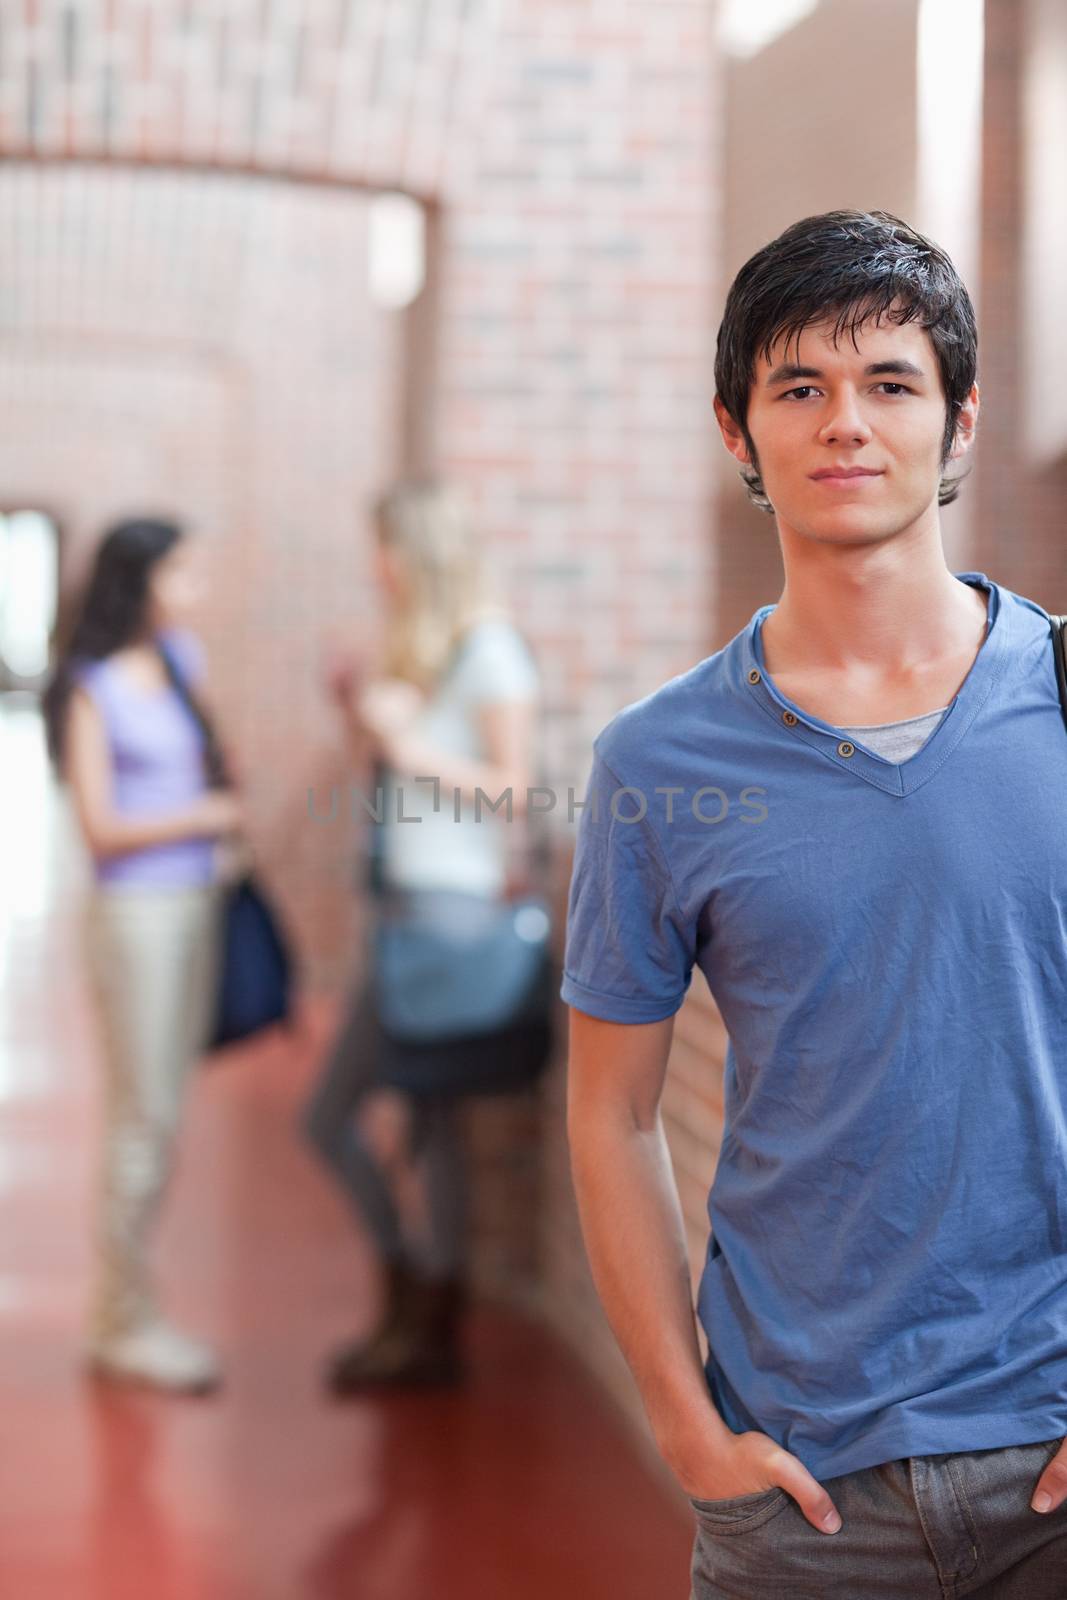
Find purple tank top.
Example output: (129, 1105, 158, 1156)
(73, 627, 218, 888)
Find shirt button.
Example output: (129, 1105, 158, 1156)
(748, 668, 761, 684)
(782, 710, 797, 726)
(837, 740, 855, 758)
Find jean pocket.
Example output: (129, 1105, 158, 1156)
(689, 1486, 788, 1535)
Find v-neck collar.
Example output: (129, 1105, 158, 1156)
(739, 572, 1008, 797)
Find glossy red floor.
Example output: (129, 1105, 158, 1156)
(0, 700, 691, 1599)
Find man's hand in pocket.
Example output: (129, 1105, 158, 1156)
(1031, 1437, 1067, 1514)
(683, 1430, 842, 1534)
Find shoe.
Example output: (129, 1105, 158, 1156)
(326, 1268, 467, 1393)
(324, 1257, 414, 1368)
(85, 1318, 223, 1395)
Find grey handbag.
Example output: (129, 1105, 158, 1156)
(373, 887, 552, 1043)
(363, 735, 557, 1096)
(370, 884, 556, 1096)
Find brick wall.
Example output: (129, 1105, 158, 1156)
(427, 0, 723, 1425)
(0, 0, 724, 1442)
(978, 0, 1067, 609)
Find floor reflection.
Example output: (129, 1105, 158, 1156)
(0, 696, 689, 1598)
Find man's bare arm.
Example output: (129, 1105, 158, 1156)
(565, 1006, 842, 1532)
(566, 1008, 728, 1480)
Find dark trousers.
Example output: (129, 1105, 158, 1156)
(302, 965, 467, 1280)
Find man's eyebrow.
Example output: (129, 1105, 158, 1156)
(865, 360, 925, 379)
(764, 358, 927, 386)
(765, 363, 821, 385)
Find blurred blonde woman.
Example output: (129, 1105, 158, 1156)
(303, 481, 541, 1390)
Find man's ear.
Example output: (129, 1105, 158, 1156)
(714, 394, 753, 466)
(947, 382, 980, 461)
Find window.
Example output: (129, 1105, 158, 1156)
(0, 511, 59, 689)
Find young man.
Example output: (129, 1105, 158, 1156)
(562, 210, 1067, 1597)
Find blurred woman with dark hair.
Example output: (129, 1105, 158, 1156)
(43, 518, 244, 1393)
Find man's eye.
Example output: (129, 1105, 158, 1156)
(877, 383, 911, 396)
(783, 386, 819, 400)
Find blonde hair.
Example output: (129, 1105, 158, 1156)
(374, 480, 511, 690)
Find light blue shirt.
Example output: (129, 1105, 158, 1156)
(561, 572, 1067, 1480)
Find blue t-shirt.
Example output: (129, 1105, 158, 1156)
(560, 571, 1067, 1481)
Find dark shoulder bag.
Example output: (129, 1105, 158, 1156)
(156, 640, 294, 1052)
(1050, 615, 1067, 730)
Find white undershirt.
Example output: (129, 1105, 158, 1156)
(836, 706, 950, 764)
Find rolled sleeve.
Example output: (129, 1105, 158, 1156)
(560, 742, 696, 1024)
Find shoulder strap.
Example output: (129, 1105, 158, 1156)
(155, 638, 230, 789)
(1050, 615, 1067, 734)
(364, 756, 389, 900)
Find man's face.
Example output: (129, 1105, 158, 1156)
(716, 314, 978, 545)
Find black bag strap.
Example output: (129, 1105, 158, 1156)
(154, 637, 231, 790)
(1051, 615, 1067, 735)
(365, 756, 389, 900)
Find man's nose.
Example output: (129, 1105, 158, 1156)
(819, 391, 873, 447)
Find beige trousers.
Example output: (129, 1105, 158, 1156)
(83, 881, 224, 1339)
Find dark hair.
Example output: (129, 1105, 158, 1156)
(714, 209, 978, 513)
(42, 516, 184, 775)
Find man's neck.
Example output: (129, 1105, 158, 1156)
(761, 523, 988, 682)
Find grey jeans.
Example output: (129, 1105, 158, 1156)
(689, 1438, 1067, 1598)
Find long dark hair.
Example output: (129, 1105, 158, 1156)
(42, 516, 185, 776)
